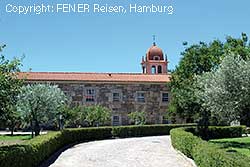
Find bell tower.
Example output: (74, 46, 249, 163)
(141, 38, 168, 74)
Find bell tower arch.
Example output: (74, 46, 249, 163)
(141, 38, 168, 74)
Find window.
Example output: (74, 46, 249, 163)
(158, 65, 162, 73)
(162, 93, 169, 102)
(113, 92, 120, 102)
(112, 115, 120, 126)
(137, 92, 145, 103)
(151, 66, 156, 74)
(86, 89, 95, 102)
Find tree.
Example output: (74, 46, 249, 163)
(5, 105, 22, 136)
(0, 44, 23, 135)
(16, 84, 68, 136)
(60, 105, 87, 128)
(169, 33, 250, 123)
(84, 105, 111, 127)
(128, 111, 146, 125)
(195, 54, 250, 126)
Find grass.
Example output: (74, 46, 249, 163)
(0, 135, 32, 146)
(210, 136, 250, 157)
(0, 135, 32, 141)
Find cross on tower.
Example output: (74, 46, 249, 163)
(153, 35, 156, 45)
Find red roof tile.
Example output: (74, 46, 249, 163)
(18, 72, 170, 83)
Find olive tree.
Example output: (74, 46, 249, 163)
(17, 84, 68, 136)
(195, 54, 250, 125)
(60, 105, 87, 128)
(84, 105, 111, 127)
(170, 33, 250, 123)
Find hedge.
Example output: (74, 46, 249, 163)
(170, 126, 250, 167)
(1, 125, 245, 167)
(193, 141, 250, 167)
(0, 124, 194, 167)
(0, 132, 63, 167)
(112, 123, 196, 138)
(170, 127, 202, 158)
(188, 126, 246, 140)
(61, 127, 113, 143)
(0, 127, 112, 167)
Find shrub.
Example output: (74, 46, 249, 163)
(206, 126, 246, 139)
(61, 127, 113, 143)
(112, 124, 196, 138)
(0, 124, 195, 167)
(0, 132, 63, 167)
(189, 126, 246, 140)
(193, 141, 250, 167)
(128, 111, 146, 125)
(170, 127, 202, 158)
(170, 127, 250, 167)
(84, 105, 111, 126)
(0, 127, 113, 167)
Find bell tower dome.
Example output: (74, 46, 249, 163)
(141, 40, 168, 74)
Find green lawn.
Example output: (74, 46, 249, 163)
(0, 135, 32, 146)
(210, 137, 250, 157)
(0, 135, 32, 141)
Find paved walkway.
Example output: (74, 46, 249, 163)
(49, 136, 195, 167)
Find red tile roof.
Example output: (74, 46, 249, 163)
(18, 72, 170, 83)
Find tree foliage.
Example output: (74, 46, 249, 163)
(17, 84, 68, 136)
(60, 105, 87, 128)
(195, 54, 250, 125)
(128, 111, 146, 125)
(169, 33, 250, 123)
(0, 44, 23, 134)
(60, 105, 112, 127)
(84, 105, 111, 126)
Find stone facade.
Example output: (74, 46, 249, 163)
(51, 81, 169, 125)
(20, 42, 171, 125)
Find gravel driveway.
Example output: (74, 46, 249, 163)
(49, 136, 195, 167)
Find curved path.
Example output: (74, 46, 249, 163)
(49, 136, 195, 167)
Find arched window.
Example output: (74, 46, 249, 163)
(158, 65, 162, 74)
(151, 66, 156, 74)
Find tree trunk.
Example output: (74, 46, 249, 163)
(34, 120, 40, 136)
(10, 119, 15, 136)
(10, 126, 14, 136)
(31, 120, 34, 138)
(240, 107, 250, 127)
(198, 109, 210, 140)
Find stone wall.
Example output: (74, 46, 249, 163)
(30, 81, 170, 125)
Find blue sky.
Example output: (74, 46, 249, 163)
(1, 0, 250, 72)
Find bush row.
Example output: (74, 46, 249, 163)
(0, 132, 63, 167)
(188, 126, 246, 140)
(170, 127, 250, 167)
(112, 123, 196, 138)
(62, 127, 113, 143)
(0, 124, 194, 167)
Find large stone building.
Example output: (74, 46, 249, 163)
(19, 42, 171, 125)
